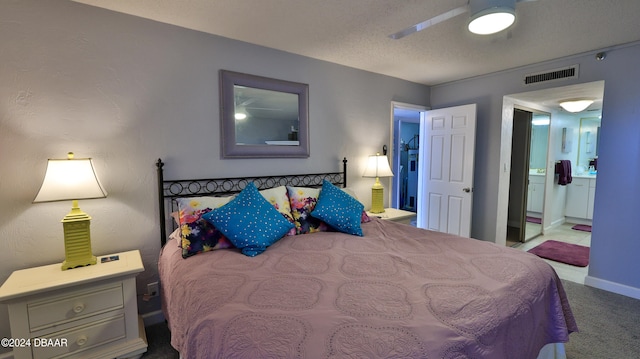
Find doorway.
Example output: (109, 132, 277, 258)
(391, 103, 425, 212)
(391, 102, 477, 238)
(497, 80, 604, 248)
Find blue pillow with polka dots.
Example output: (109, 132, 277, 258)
(310, 180, 364, 236)
(202, 182, 295, 256)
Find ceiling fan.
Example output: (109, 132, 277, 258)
(235, 98, 282, 120)
(389, 0, 537, 39)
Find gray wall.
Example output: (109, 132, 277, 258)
(0, 0, 430, 345)
(431, 42, 640, 297)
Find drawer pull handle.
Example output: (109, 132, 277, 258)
(76, 335, 88, 346)
(72, 303, 85, 314)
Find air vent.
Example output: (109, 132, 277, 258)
(524, 65, 578, 85)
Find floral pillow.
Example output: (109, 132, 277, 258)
(176, 196, 234, 258)
(287, 186, 329, 235)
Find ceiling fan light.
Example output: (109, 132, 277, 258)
(468, 8, 515, 35)
(559, 99, 594, 113)
(468, 0, 516, 35)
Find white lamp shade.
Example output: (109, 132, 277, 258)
(34, 156, 107, 203)
(468, 0, 516, 35)
(559, 99, 594, 113)
(363, 154, 394, 178)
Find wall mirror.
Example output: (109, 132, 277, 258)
(220, 70, 309, 158)
(529, 114, 550, 171)
(577, 117, 600, 170)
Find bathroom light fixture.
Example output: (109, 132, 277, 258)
(532, 118, 550, 126)
(468, 0, 516, 35)
(559, 99, 594, 113)
(33, 152, 107, 270)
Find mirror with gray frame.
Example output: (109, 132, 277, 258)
(219, 70, 309, 158)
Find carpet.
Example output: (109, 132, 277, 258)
(572, 224, 592, 232)
(526, 216, 542, 224)
(561, 280, 640, 359)
(528, 240, 590, 267)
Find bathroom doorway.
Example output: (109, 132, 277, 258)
(497, 80, 604, 248)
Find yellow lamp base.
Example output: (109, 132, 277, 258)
(370, 178, 386, 214)
(61, 200, 97, 270)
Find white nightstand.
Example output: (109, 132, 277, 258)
(0, 250, 147, 359)
(367, 208, 417, 225)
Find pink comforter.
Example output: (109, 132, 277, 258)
(159, 218, 577, 359)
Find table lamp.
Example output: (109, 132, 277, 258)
(33, 152, 107, 270)
(363, 153, 394, 213)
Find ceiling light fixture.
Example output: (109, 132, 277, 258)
(468, 0, 516, 35)
(559, 99, 594, 113)
(532, 118, 550, 126)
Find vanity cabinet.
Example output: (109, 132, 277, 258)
(527, 175, 545, 214)
(587, 179, 596, 219)
(565, 177, 596, 220)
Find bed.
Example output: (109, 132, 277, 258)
(156, 158, 577, 359)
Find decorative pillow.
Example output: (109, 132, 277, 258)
(169, 227, 182, 247)
(170, 211, 180, 225)
(341, 187, 371, 223)
(310, 180, 365, 236)
(287, 186, 329, 235)
(176, 196, 234, 258)
(260, 186, 296, 235)
(202, 183, 295, 257)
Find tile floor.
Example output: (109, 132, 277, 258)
(511, 222, 591, 284)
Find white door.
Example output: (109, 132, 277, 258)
(417, 104, 476, 237)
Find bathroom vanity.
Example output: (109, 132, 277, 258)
(565, 175, 596, 220)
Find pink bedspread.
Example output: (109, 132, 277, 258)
(159, 219, 577, 359)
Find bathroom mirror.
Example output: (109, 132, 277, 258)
(526, 112, 549, 241)
(220, 70, 309, 158)
(529, 114, 550, 170)
(577, 117, 600, 169)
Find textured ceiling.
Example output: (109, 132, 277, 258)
(72, 0, 640, 86)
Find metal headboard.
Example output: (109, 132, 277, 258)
(156, 158, 348, 246)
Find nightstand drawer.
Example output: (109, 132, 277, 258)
(28, 283, 124, 331)
(32, 315, 126, 359)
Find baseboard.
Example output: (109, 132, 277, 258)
(141, 309, 166, 327)
(584, 276, 640, 300)
(544, 217, 565, 232)
(564, 216, 592, 226)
